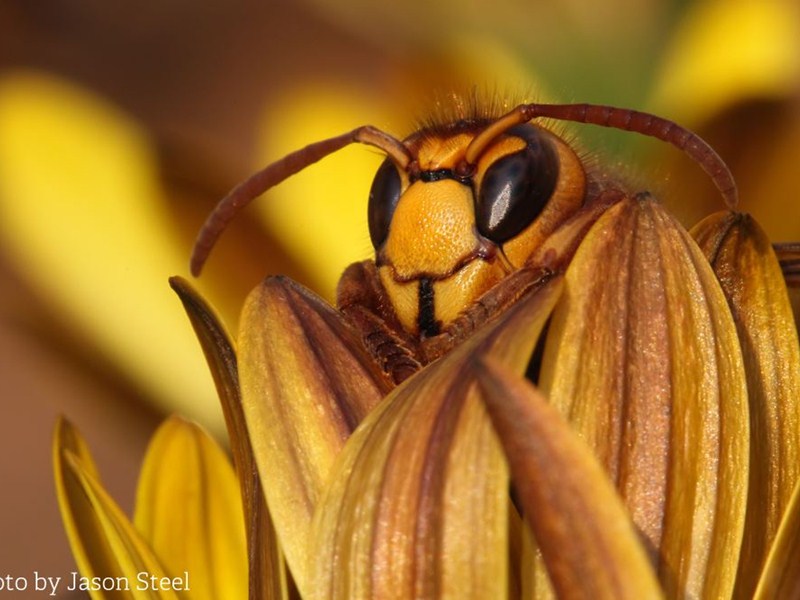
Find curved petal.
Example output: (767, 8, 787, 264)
(53, 417, 178, 600)
(692, 211, 800, 597)
(238, 276, 391, 596)
(476, 357, 663, 600)
(309, 276, 562, 599)
(133, 416, 247, 600)
(540, 196, 749, 598)
(170, 276, 287, 600)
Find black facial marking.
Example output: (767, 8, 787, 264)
(419, 169, 453, 183)
(417, 278, 440, 337)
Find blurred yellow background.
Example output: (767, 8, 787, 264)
(1, 0, 798, 580)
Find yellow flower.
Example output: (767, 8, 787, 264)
(236, 204, 800, 598)
(5, 0, 799, 595)
(53, 414, 247, 599)
(55, 89, 800, 598)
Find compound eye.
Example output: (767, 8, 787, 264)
(476, 133, 559, 243)
(368, 158, 403, 249)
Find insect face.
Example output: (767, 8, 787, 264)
(368, 124, 587, 336)
(191, 100, 736, 375)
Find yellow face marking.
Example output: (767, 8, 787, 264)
(378, 259, 506, 335)
(382, 179, 478, 280)
(431, 259, 506, 325)
(377, 268, 419, 333)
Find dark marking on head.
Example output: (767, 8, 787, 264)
(417, 278, 440, 337)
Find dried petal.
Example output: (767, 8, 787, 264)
(476, 357, 663, 600)
(238, 276, 391, 595)
(309, 276, 562, 599)
(171, 276, 287, 600)
(540, 195, 749, 598)
(133, 417, 247, 600)
(53, 417, 178, 600)
(692, 211, 800, 596)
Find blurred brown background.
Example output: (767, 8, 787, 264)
(0, 0, 394, 581)
(1, 0, 798, 583)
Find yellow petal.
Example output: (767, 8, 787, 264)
(133, 416, 247, 600)
(476, 357, 663, 600)
(754, 476, 800, 599)
(0, 71, 219, 430)
(650, 0, 800, 124)
(170, 276, 287, 599)
(53, 417, 178, 600)
(238, 276, 391, 596)
(309, 275, 562, 599)
(540, 196, 749, 598)
(692, 211, 800, 597)
(255, 85, 390, 302)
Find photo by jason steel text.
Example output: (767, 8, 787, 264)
(0, 570, 190, 596)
